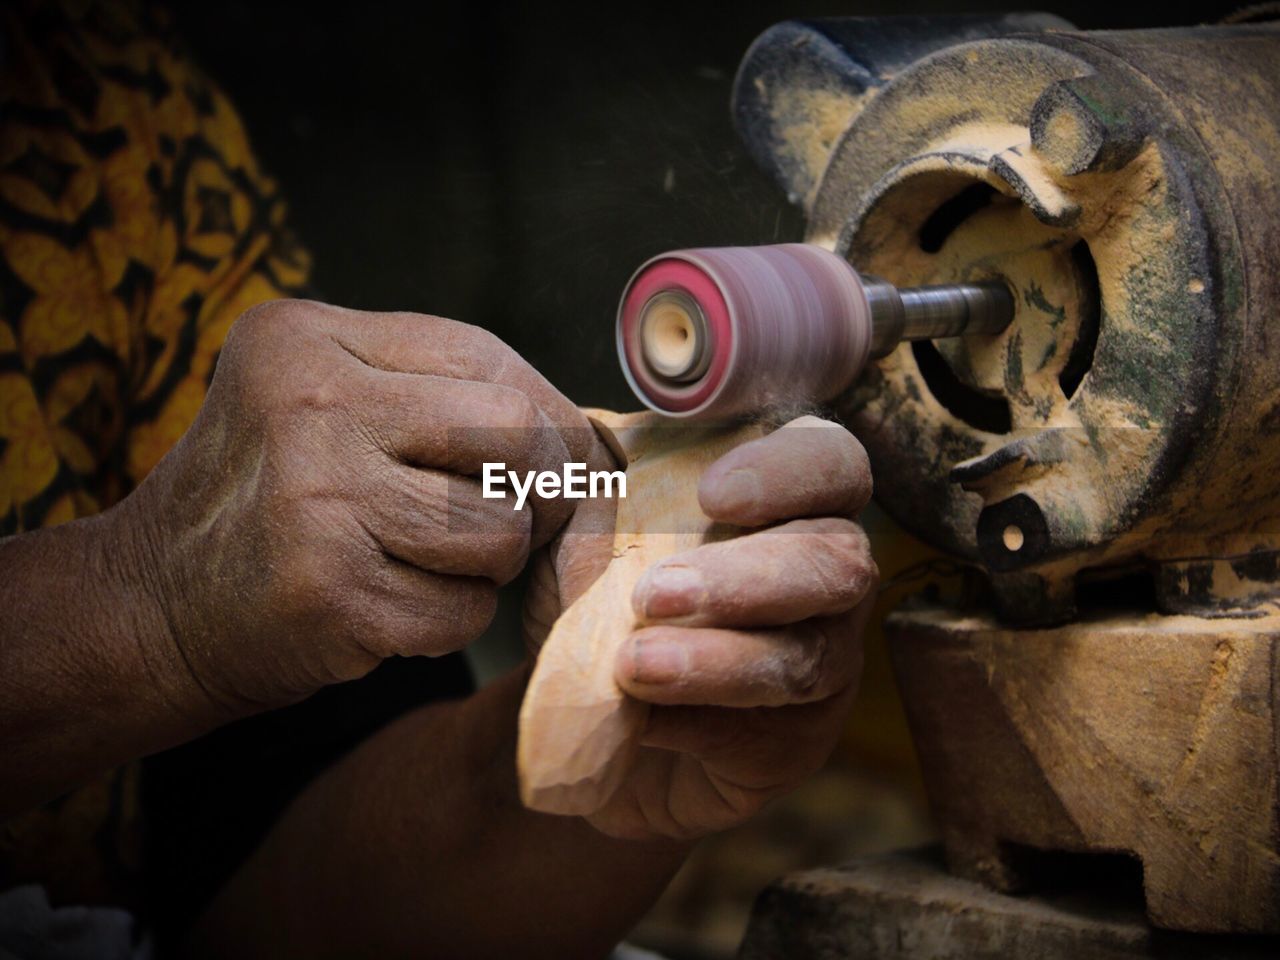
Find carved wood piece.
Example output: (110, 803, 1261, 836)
(518, 411, 766, 815)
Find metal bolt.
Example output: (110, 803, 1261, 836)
(977, 493, 1052, 572)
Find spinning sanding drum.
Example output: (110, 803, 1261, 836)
(618, 244, 1012, 419)
(618, 244, 874, 419)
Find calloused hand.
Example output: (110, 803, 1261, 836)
(524, 415, 877, 840)
(132, 300, 594, 717)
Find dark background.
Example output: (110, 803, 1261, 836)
(169, 0, 1247, 412)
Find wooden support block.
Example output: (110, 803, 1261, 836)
(886, 601, 1280, 934)
(739, 848, 1280, 959)
(518, 412, 766, 815)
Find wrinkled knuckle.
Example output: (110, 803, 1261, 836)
(830, 522, 871, 562)
(789, 628, 830, 701)
(490, 513, 533, 576)
(458, 582, 500, 637)
(836, 432, 873, 499)
(834, 425, 869, 466)
(864, 553, 882, 593)
(223, 302, 285, 376)
(238, 299, 318, 340)
(282, 370, 346, 414)
(230, 304, 342, 409)
(459, 322, 510, 360)
(815, 417, 865, 462)
(823, 526, 874, 590)
(230, 299, 281, 340)
(509, 499, 535, 542)
(491, 387, 541, 434)
(792, 524, 867, 605)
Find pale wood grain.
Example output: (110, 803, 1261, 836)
(518, 412, 765, 815)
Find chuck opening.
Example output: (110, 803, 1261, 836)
(638, 290, 711, 384)
(847, 168, 1102, 436)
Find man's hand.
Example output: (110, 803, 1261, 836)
(526, 415, 877, 841)
(131, 300, 592, 717)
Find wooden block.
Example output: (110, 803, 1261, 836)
(885, 601, 1280, 934)
(739, 847, 1280, 959)
(518, 412, 766, 815)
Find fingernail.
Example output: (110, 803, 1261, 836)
(713, 468, 762, 517)
(639, 564, 704, 620)
(629, 637, 688, 685)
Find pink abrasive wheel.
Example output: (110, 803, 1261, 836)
(617, 244, 875, 420)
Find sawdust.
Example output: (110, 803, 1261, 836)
(852, 113, 1188, 573)
(762, 81, 873, 209)
(1037, 106, 1086, 171)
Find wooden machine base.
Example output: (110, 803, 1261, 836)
(738, 848, 1280, 959)
(885, 601, 1280, 934)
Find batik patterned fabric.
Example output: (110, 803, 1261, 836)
(0, 0, 310, 907)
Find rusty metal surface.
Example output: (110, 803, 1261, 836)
(732, 13, 1075, 211)
(737, 20, 1280, 625)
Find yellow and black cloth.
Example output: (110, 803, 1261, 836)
(0, 0, 311, 536)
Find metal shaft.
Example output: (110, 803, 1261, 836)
(618, 244, 1017, 419)
(866, 277, 1014, 359)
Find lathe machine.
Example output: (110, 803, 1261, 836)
(621, 9, 1280, 957)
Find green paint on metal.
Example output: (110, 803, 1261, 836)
(1025, 281, 1068, 328)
